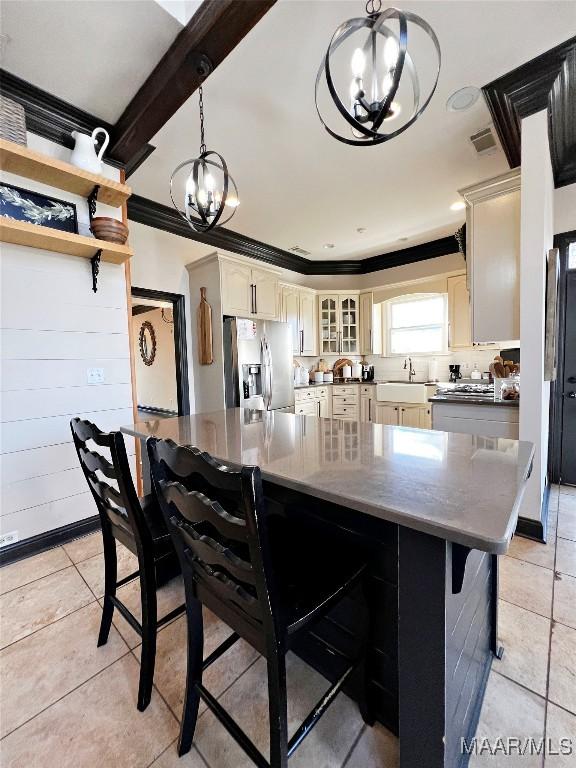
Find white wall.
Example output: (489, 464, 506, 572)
(132, 307, 177, 411)
(554, 183, 576, 234)
(518, 110, 554, 523)
(0, 135, 134, 542)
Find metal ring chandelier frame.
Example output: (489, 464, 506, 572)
(315, 3, 441, 146)
(170, 86, 239, 233)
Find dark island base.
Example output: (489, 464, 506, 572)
(264, 482, 496, 768)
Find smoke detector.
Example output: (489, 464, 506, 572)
(470, 127, 498, 156)
(446, 86, 480, 112)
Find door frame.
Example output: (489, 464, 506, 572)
(131, 286, 190, 417)
(548, 229, 576, 483)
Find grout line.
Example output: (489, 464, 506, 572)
(341, 724, 367, 768)
(0, 648, 133, 740)
(542, 485, 561, 767)
(0, 561, 73, 598)
(490, 668, 547, 702)
(499, 596, 552, 623)
(501, 554, 555, 574)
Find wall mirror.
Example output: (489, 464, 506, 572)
(139, 320, 157, 366)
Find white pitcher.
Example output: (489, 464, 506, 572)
(70, 127, 109, 174)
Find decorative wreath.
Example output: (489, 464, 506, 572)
(139, 320, 156, 366)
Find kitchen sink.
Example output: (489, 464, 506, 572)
(376, 382, 434, 404)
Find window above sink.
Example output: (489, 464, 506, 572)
(386, 293, 448, 356)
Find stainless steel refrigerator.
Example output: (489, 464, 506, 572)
(223, 317, 295, 412)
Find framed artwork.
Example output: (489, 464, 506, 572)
(544, 247, 560, 382)
(0, 182, 78, 233)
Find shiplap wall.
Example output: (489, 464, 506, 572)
(0, 135, 134, 543)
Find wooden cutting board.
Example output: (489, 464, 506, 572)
(197, 287, 214, 365)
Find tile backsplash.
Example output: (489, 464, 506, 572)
(294, 348, 510, 383)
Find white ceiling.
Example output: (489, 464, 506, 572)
(0, 0, 182, 122)
(2, 1, 575, 260)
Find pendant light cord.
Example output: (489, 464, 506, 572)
(198, 85, 207, 155)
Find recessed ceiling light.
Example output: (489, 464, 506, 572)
(356, 227, 367, 234)
(323, 243, 335, 249)
(446, 86, 481, 113)
(398, 237, 409, 242)
(450, 201, 466, 211)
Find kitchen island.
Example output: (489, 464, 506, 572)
(123, 409, 533, 768)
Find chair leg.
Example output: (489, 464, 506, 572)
(97, 530, 117, 647)
(178, 594, 204, 756)
(267, 646, 288, 768)
(137, 554, 158, 712)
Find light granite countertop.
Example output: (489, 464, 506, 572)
(123, 409, 534, 554)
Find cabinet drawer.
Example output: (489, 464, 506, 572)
(360, 385, 373, 396)
(333, 395, 358, 409)
(316, 387, 329, 399)
(295, 388, 315, 401)
(332, 404, 358, 418)
(332, 385, 358, 396)
(295, 401, 318, 416)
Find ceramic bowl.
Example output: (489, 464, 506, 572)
(90, 217, 129, 244)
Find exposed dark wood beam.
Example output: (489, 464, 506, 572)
(108, 0, 277, 165)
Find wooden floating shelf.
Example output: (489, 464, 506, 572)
(0, 138, 131, 207)
(0, 218, 132, 265)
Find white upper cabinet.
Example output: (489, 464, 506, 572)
(319, 294, 359, 355)
(221, 260, 252, 317)
(251, 267, 278, 320)
(280, 283, 317, 356)
(459, 170, 521, 343)
(359, 292, 382, 355)
(447, 274, 471, 349)
(221, 260, 278, 320)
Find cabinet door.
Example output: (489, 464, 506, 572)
(470, 188, 520, 342)
(280, 285, 300, 353)
(318, 396, 331, 418)
(418, 407, 432, 429)
(448, 275, 471, 349)
(252, 268, 278, 320)
(360, 292, 381, 354)
(340, 295, 359, 354)
(319, 295, 339, 354)
(399, 407, 421, 428)
(360, 395, 372, 422)
(373, 404, 399, 425)
(300, 291, 316, 356)
(221, 261, 251, 316)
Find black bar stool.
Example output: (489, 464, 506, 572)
(148, 437, 374, 767)
(70, 418, 185, 711)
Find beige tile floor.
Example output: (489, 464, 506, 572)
(0, 485, 574, 767)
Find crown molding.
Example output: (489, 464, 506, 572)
(0, 69, 154, 178)
(127, 194, 459, 276)
(482, 36, 576, 186)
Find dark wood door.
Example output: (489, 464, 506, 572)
(560, 243, 576, 484)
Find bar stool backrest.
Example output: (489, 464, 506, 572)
(148, 437, 279, 653)
(71, 418, 152, 554)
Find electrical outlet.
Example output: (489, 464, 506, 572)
(87, 367, 105, 385)
(0, 531, 19, 547)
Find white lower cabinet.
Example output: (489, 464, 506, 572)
(295, 386, 331, 417)
(373, 402, 432, 428)
(295, 400, 318, 416)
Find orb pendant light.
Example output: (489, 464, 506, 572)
(315, 0, 441, 146)
(170, 86, 239, 232)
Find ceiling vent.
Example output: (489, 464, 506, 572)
(289, 246, 311, 256)
(470, 127, 498, 155)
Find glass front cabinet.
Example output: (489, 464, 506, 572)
(319, 294, 359, 355)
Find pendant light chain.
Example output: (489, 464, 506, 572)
(198, 85, 207, 155)
(365, 0, 381, 15)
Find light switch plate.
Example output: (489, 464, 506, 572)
(87, 367, 105, 385)
(0, 531, 19, 548)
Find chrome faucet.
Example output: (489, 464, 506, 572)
(404, 357, 416, 382)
